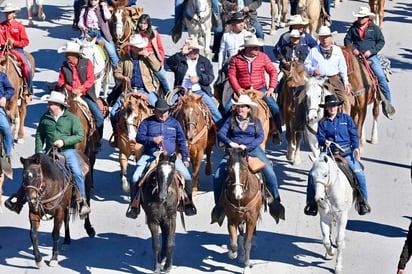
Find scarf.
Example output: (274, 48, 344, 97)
(320, 46, 333, 59)
(236, 115, 250, 131)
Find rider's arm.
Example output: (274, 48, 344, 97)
(197, 57, 214, 86)
(12, 23, 29, 48)
(264, 54, 278, 89)
(62, 113, 84, 148)
(246, 119, 264, 152)
(0, 72, 14, 100)
(79, 59, 95, 96)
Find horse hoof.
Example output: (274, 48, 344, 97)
(228, 250, 238, 260)
(243, 266, 251, 274)
(163, 264, 172, 273)
(17, 138, 25, 144)
(324, 250, 334, 260)
(85, 225, 96, 238)
(39, 13, 46, 21)
(122, 179, 130, 193)
(293, 158, 301, 166)
(371, 138, 378, 145)
(36, 258, 44, 268)
(49, 259, 59, 267)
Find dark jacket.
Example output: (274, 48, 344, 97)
(276, 42, 307, 71)
(166, 52, 215, 96)
(398, 221, 412, 270)
(0, 72, 14, 100)
(344, 21, 385, 56)
(274, 31, 317, 61)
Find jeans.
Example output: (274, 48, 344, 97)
(306, 152, 368, 202)
(0, 108, 12, 156)
(154, 69, 171, 94)
(82, 96, 104, 138)
(213, 147, 280, 204)
(290, 0, 298, 15)
(193, 89, 222, 124)
(250, 19, 264, 39)
(63, 149, 85, 197)
(132, 154, 191, 183)
(87, 30, 119, 67)
(324, 0, 331, 15)
(369, 55, 392, 102)
(14, 48, 32, 91)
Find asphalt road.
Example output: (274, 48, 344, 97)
(1, 0, 412, 273)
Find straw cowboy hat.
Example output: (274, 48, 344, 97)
(285, 29, 305, 42)
(319, 94, 343, 108)
(154, 98, 170, 111)
(187, 38, 204, 50)
(127, 34, 148, 48)
(41, 91, 69, 108)
(317, 25, 338, 37)
(353, 6, 375, 18)
(226, 12, 246, 24)
(232, 94, 258, 110)
(286, 15, 309, 26)
(57, 41, 81, 54)
(1, 3, 20, 13)
(244, 35, 264, 48)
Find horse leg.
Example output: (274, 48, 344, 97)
(149, 223, 162, 274)
(62, 207, 71, 249)
(0, 174, 3, 213)
(50, 210, 64, 267)
(29, 213, 44, 267)
(304, 126, 319, 160)
(191, 152, 202, 195)
(204, 25, 212, 58)
(286, 125, 294, 161)
(18, 101, 27, 143)
(242, 220, 257, 274)
(270, 0, 277, 34)
(320, 215, 335, 259)
(163, 217, 177, 273)
(370, 99, 380, 144)
(335, 213, 349, 274)
(293, 131, 302, 166)
(84, 171, 96, 237)
(227, 223, 239, 259)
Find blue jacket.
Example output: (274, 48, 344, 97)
(273, 30, 317, 61)
(218, 115, 264, 152)
(136, 115, 189, 161)
(317, 112, 359, 152)
(0, 72, 14, 100)
(344, 21, 385, 56)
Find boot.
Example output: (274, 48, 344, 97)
(304, 199, 318, 216)
(184, 180, 197, 216)
(4, 186, 26, 214)
(126, 183, 141, 219)
(78, 198, 91, 219)
(382, 100, 395, 120)
(268, 198, 285, 224)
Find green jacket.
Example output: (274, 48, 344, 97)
(35, 110, 84, 153)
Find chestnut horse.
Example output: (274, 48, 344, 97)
(223, 147, 262, 274)
(270, 0, 289, 33)
(115, 92, 152, 192)
(297, 0, 329, 36)
(21, 150, 91, 267)
(369, 0, 385, 29)
(0, 49, 35, 143)
(171, 93, 216, 195)
(277, 61, 308, 165)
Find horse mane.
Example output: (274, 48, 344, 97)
(26, 153, 64, 181)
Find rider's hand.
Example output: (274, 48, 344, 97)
(0, 97, 6, 107)
(72, 87, 82, 95)
(345, 84, 352, 95)
(189, 75, 199, 84)
(313, 69, 321, 76)
(6, 39, 14, 48)
(54, 140, 64, 148)
(398, 269, 405, 274)
(364, 50, 372, 58)
(237, 88, 245, 95)
(138, 48, 150, 57)
(229, 142, 239, 148)
(352, 48, 360, 56)
(153, 136, 164, 145)
(266, 88, 275, 97)
(242, 7, 250, 13)
(239, 144, 247, 150)
(184, 161, 190, 168)
(325, 140, 331, 147)
(182, 41, 191, 55)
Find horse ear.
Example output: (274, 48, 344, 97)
(170, 153, 177, 162)
(323, 155, 328, 162)
(20, 157, 25, 165)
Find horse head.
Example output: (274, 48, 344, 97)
(305, 77, 331, 123)
(178, 95, 205, 142)
(152, 153, 177, 203)
(226, 147, 249, 201)
(311, 154, 338, 209)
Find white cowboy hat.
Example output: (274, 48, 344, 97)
(286, 15, 309, 26)
(353, 6, 376, 18)
(1, 3, 20, 13)
(317, 25, 338, 37)
(41, 91, 69, 108)
(187, 38, 204, 50)
(244, 35, 264, 48)
(232, 94, 258, 110)
(127, 34, 148, 48)
(57, 41, 81, 54)
(285, 29, 305, 42)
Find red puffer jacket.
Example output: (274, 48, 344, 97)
(228, 51, 278, 94)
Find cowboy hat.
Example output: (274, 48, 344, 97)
(154, 98, 170, 111)
(319, 94, 343, 108)
(285, 29, 305, 42)
(244, 35, 264, 48)
(41, 91, 69, 108)
(127, 33, 148, 48)
(1, 3, 20, 13)
(353, 6, 375, 18)
(57, 41, 81, 54)
(226, 12, 246, 24)
(187, 38, 204, 50)
(286, 15, 309, 26)
(232, 94, 258, 110)
(317, 25, 338, 37)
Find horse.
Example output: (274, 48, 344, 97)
(369, 0, 385, 29)
(171, 92, 216, 195)
(27, 0, 46, 26)
(270, 0, 289, 33)
(310, 154, 355, 274)
(173, 0, 213, 57)
(341, 45, 380, 147)
(297, 0, 327, 36)
(223, 147, 262, 274)
(277, 61, 308, 165)
(140, 152, 180, 274)
(0, 48, 35, 143)
(115, 92, 152, 192)
(20, 150, 92, 267)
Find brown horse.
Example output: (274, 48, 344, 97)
(277, 61, 308, 165)
(341, 45, 380, 147)
(21, 150, 90, 267)
(171, 93, 216, 195)
(369, 0, 385, 29)
(270, 0, 289, 33)
(223, 147, 262, 274)
(0, 49, 35, 143)
(297, 0, 328, 36)
(115, 92, 152, 192)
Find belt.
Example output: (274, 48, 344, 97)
(132, 86, 144, 90)
(88, 27, 100, 31)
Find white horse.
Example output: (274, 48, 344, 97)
(310, 154, 354, 274)
(77, 38, 111, 99)
(182, 0, 212, 57)
(27, 0, 46, 26)
(304, 77, 331, 160)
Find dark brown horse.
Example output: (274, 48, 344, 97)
(223, 147, 262, 274)
(0, 49, 35, 143)
(341, 45, 380, 147)
(21, 150, 90, 267)
(140, 152, 180, 274)
(116, 92, 152, 192)
(171, 93, 216, 195)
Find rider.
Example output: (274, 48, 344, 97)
(5, 91, 91, 218)
(125, 98, 197, 219)
(211, 94, 285, 225)
(344, 6, 395, 120)
(0, 71, 15, 174)
(304, 26, 352, 115)
(0, 3, 33, 93)
(227, 35, 282, 144)
(57, 41, 104, 152)
(304, 94, 370, 216)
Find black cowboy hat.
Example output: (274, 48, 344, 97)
(319, 94, 343, 108)
(155, 98, 170, 111)
(226, 12, 246, 24)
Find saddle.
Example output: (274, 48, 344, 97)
(72, 95, 96, 137)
